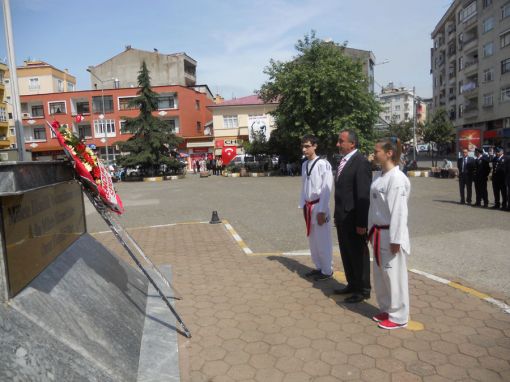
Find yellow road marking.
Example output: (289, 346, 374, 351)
(448, 281, 490, 299)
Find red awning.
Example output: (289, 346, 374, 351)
(483, 130, 498, 139)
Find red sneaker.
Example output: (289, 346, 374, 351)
(378, 319, 407, 330)
(372, 312, 389, 322)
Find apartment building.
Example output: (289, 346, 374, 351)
(431, 0, 510, 152)
(378, 83, 427, 125)
(0, 63, 9, 151)
(20, 85, 213, 168)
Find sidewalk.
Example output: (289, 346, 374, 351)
(95, 222, 510, 382)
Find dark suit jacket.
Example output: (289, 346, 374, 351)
(504, 155, 510, 183)
(457, 156, 475, 178)
(492, 156, 506, 181)
(474, 156, 491, 181)
(334, 151, 371, 228)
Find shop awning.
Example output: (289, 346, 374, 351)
(186, 141, 214, 148)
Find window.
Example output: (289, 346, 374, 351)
(459, 56, 464, 70)
(157, 95, 176, 109)
(57, 80, 64, 92)
(33, 126, 46, 141)
(459, 104, 464, 118)
(9, 128, 15, 136)
(67, 82, 74, 91)
(92, 96, 114, 113)
(503, 3, 510, 19)
(195, 100, 200, 110)
(0, 108, 6, 122)
(196, 121, 201, 132)
(483, 0, 493, 8)
(223, 115, 238, 128)
(76, 101, 90, 114)
(501, 86, 510, 101)
(501, 30, 510, 48)
(31, 104, 44, 117)
(483, 93, 494, 106)
(483, 68, 494, 82)
(118, 97, 136, 110)
(395, 105, 401, 111)
(49, 101, 66, 115)
(29, 78, 39, 90)
(460, 2, 477, 22)
(502, 58, 510, 74)
(483, 42, 494, 57)
(459, 80, 464, 94)
(77, 124, 92, 139)
(483, 17, 494, 33)
(93, 119, 115, 137)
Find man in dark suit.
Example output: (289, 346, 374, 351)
(491, 147, 507, 210)
(505, 152, 510, 211)
(457, 148, 475, 205)
(473, 148, 491, 207)
(333, 130, 372, 303)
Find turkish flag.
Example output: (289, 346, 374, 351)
(75, 114, 84, 123)
(222, 146, 236, 165)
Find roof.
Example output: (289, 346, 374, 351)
(90, 47, 197, 69)
(209, 95, 277, 108)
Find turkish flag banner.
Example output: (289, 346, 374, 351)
(222, 146, 237, 165)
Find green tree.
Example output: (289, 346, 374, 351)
(116, 62, 182, 175)
(258, 31, 380, 160)
(422, 108, 455, 167)
(243, 130, 269, 157)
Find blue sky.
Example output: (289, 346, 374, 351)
(0, 0, 453, 98)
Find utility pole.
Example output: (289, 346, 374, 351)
(2, 0, 25, 161)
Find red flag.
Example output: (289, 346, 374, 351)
(222, 146, 237, 165)
(75, 114, 84, 123)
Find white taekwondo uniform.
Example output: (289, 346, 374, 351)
(299, 157, 334, 276)
(368, 166, 411, 325)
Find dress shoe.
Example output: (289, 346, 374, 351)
(344, 293, 369, 303)
(333, 286, 354, 295)
(490, 205, 500, 209)
(314, 273, 333, 281)
(304, 269, 322, 278)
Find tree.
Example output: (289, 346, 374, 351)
(116, 61, 182, 176)
(243, 130, 269, 157)
(422, 108, 455, 167)
(258, 31, 380, 159)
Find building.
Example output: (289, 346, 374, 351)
(208, 95, 278, 160)
(431, 0, 510, 153)
(19, 85, 213, 168)
(343, 47, 376, 94)
(88, 46, 197, 89)
(4, 60, 77, 149)
(378, 83, 428, 126)
(0, 63, 9, 151)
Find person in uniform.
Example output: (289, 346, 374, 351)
(473, 148, 490, 208)
(299, 135, 334, 281)
(368, 137, 411, 330)
(491, 147, 507, 210)
(457, 148, 475, 205)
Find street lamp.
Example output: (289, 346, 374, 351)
(86, 68, 116, 164)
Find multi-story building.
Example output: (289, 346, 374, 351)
(19, 85, 213, 169)
(4, 60, 77, 149)
(88, 46, 197, 89)
(208, 95, 277, 160)
(0, 63, 9, 151)
(343, 47, 376, 94)
(378, 83, 427, 125)
(431, 0, 510, 153)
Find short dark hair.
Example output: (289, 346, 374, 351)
(301, 134, 318, 145)
(340, 129, 358, 147)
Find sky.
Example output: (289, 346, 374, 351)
(0, 0, 454, 99)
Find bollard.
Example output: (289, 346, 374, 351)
(210, 211, 221, 224)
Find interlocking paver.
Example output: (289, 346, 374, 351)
(95, 222, 510, 382)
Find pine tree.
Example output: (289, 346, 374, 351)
(116, 61, 182, 176)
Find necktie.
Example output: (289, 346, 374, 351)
(463, 158, 467, 173)
(336, 157, 347, 180)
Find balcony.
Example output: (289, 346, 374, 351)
(0, 136, 10, 148)
(461, 81, 478, 94)
(449, 94, 457, 101)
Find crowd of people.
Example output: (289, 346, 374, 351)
(458, 146, 509, 210)
(300, 131, 410, 330)
(193, 158, 224, 176)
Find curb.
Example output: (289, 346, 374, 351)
(220, 221, 510, 315)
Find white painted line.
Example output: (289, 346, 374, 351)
(484, 297, 510, 314)
(224, 223, 233, 230)
(409, 269, 450, 284)
(243, 247, 253, 255)
(232, 233, 242, 242)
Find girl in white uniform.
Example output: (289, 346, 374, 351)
(299, 135, 334, 281)
(368, 137, 411, 330)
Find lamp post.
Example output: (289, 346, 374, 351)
(86, 68, 116, 164)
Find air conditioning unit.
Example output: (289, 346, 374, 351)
(22, 112, 31, 118)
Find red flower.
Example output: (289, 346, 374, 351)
(51, 121, 60, 129)
(76, 143, 86, 153)
(92, 166, 101, 179)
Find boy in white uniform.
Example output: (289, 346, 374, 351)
(299, 135, 334, 281)
(368, 137, 411, 329)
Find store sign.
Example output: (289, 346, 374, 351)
(458, 129, 481, 150)
(215, 140, 224, 148)
(224, 139, 243, 146)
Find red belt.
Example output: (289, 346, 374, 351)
(368, 225, 390, 267)
(303, 199, 320, 237)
